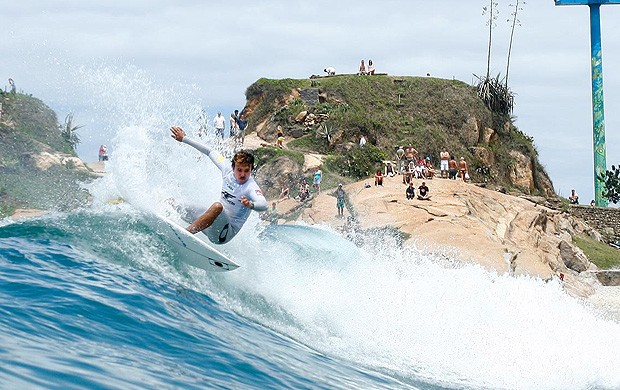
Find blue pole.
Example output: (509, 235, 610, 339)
(589, 4, 608, 207)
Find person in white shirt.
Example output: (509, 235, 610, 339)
(212, 112, 226, 138)
(169, 126, 268, 244)
(367, 59, 375, 75)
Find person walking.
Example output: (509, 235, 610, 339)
(336, 183, 346, 217)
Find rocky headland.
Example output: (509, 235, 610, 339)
(3, 77, 618, 297)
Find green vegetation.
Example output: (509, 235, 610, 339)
(599, 165, 620, 204)
(324, 144, 388, 179)
(0, 92, 95, 217)
(244, 74, 551, 195)
(573, 235, 620, 269)
(253, 146, 305, 167)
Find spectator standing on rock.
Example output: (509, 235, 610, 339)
(313, 168, 322, 193)
(276, 127, 284, 149)
(8, 78, 16, 94)
(230, 113, 239, 139)
(98, 145, 109, 161)
(213, 112, 226, 138)
(405, 144, 418, 167)
(336, 183, 346, 217)
(448, 156, 458, 180)
(359, 134, 367, 148)
(396, 145, 405, 174)
(458, 157, 469, 182)
(440, 147, 450, 178)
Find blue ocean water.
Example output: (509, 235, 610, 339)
(2, 210, 620, 390)
(3, 63, 620, 389)
(0, 213, 436, 389)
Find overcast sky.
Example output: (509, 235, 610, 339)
(1, 0, 619, 203)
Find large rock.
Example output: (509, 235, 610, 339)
(255, 155, 303, 199)
(459, 116, 481, 145)
(558, 240, 590, 273)
(509, 151, 534, 193)
(31, 151, 90, 173)
(470, 146, 494, 168)
(481, 127, 498, 144)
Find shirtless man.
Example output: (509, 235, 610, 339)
(405, 144, 418, 167)
(458, 157, 469, 182)
(440, 147, 450, 178)
(448, 156, 458, 180)
(169, 126, 268, 244)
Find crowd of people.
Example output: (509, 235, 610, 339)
(201, 109, 248, 144)
(265, 143, 472, 221)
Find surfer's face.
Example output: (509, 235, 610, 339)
(233, 163, 252, 184)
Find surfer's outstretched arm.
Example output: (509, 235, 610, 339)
(170, 126, 228, 172)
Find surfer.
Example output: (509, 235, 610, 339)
(169, 126, 268, 244)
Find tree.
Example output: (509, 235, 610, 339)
(60, 113, 83, 149)
(506, 1, 525, 88)
(600, 165, 620, 204)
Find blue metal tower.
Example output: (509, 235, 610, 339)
(555, 0, 619, 206)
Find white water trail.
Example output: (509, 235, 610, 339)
(67, 63, 620, 390)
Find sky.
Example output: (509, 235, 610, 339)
(1, 0, 620, 203)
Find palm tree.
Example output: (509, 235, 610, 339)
(61, 113, 83, 148)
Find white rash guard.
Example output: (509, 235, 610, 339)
(182, 136, 268, 243)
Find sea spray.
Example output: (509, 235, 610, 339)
(57, 64, 620, 390)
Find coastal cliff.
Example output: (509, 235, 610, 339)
(0, 92, 96, 217)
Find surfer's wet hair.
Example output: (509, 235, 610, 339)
(232, 151, 255, 169)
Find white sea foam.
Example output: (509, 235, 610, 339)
(76, 64, 620, 390)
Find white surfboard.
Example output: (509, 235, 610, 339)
(145, 213, 240, 272)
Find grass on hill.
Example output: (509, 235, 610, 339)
(244, 75, 550, 195)
(573, 235, 620, 270)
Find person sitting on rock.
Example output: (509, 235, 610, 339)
(367, 59, 375, 75)
(385, 162, 395, 177)
(417, 181, 431, 200)
(375, 170, 384, 187)
(358, 60, 367, 75)
(425, 158, 435, 179)
(406, 182, 415, 200)
(569, 189, 579, 205)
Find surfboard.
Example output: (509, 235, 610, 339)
(145, 213, 240, 272)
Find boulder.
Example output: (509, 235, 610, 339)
(481, 127, 498, 144)
(295, 111, 308, 123)
(509, 151, 534, 193)
(255, 155, 304, 200)
(459, 116, 481, 145)
(558, 240, 590, 273)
